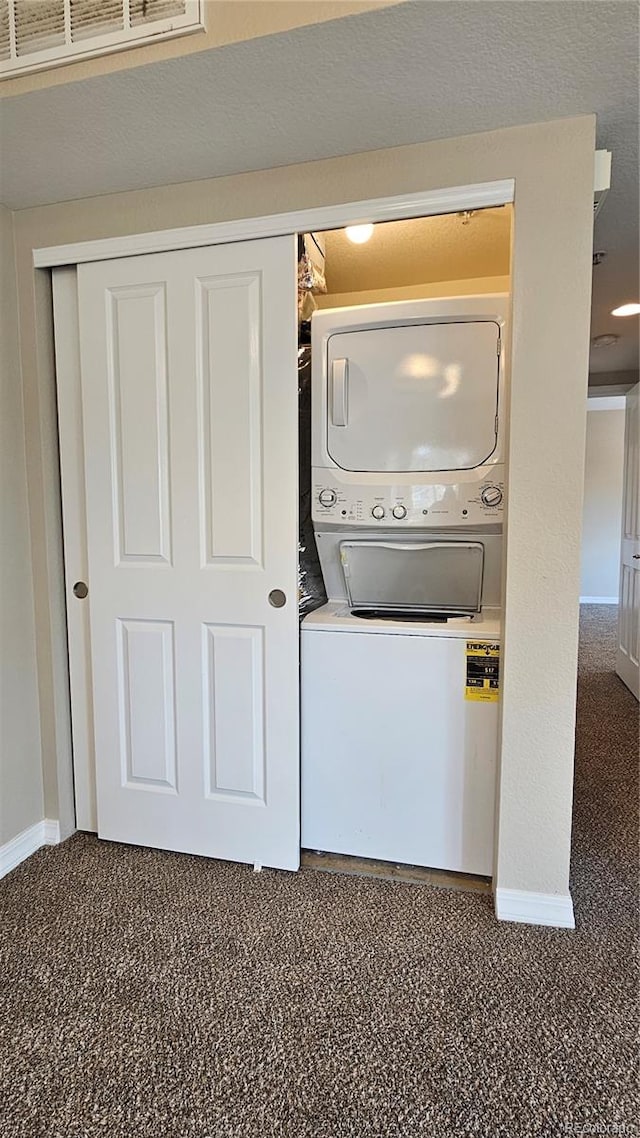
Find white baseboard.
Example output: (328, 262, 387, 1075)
(0, 819, 61, 879)
(495, 887, 575, 929)
(580, 596, 618, 604)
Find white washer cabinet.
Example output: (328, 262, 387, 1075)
(301, 606, 500, 876)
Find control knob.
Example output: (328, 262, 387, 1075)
(481, 485, 503, 508)
(392, 504, 407, 520)
(318, 488, 337, 507)
(371, 505, 386, 520)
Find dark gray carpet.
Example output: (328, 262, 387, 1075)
(1, 607, 638, 1137)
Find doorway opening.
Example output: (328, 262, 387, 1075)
(47, 186, 517, 884)
(296, 207, 512, 881)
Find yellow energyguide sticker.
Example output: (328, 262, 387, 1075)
(465, 641, 500, 702)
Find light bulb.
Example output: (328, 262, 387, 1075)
(345, 224, 374, 244)
(611, 303, 640, 317)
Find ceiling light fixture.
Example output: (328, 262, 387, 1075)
(591, 334, 619, 349)
(345, 224, 374, 244)
(611, 302, 640, 317)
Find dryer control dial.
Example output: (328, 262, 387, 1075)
(481, 485, 503, 508)
(318, 488, 337, 507)
(371, 505, 386, 520)
(392, 505, 407, 520)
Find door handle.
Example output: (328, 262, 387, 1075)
(331, 358, 348, 426)
(268, 589, 287, 608)
(633, 554, 640, 560)
(73, 581, 88, 599)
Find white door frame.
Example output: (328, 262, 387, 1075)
(616, 383, 640, 699)
(39, 178, 515, 835)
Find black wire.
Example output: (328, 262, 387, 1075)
(308, 233, 325, 261)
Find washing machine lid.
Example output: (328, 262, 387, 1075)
(339, 540, 485, 615)
(327, 319, 501, 473)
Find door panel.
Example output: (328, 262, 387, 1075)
(197, 272, 263, 565)
(53, 267, 98, 831)
(107, 283, 171, 564)
(203, 623, 266, 803)
(117, 619, 177, 792)
(76, 237, 299, 868)
(616, 383, 640, 699)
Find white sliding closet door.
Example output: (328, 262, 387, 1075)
(73, 237, 299, 869)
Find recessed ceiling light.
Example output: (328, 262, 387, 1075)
(611, 302, 640, 317)
(345, 224, 374, 244)
(591, 333, 619, 349)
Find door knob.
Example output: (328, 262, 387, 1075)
(268, 589, 286, 608)
(73, 581, 88, 599)
(633, 554, 640, 560)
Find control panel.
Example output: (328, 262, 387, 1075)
(311, 470, 505, 527)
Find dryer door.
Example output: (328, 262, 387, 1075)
(327, 320, 501, 473)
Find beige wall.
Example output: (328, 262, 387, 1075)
(581, 404, 625, 601)
(0, 205, 44, 845)
(13, 115, 595, 900)
(2, 1, 401, 98)
(316, 275, 510, 310)
(323, 209, 511, 294)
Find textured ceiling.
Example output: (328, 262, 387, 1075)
(0, 0, 637, 371)
(324, 209, 511, 294)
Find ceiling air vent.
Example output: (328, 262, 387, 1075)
(1, 0, 204, 78)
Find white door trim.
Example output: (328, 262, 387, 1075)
(34, 181, 514, 268)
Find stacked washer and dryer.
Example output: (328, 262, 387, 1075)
(301, 295, 508, 877)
